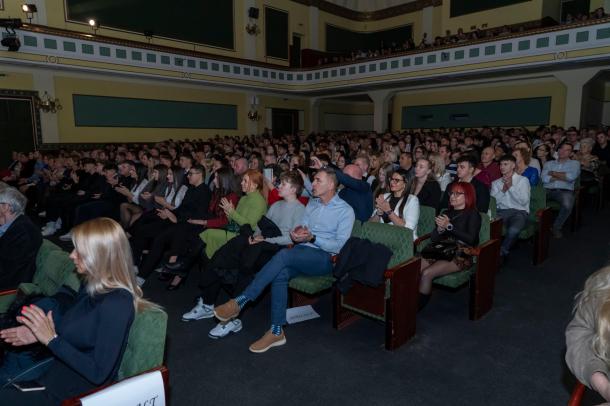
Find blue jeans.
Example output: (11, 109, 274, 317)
(496, 208, 528, 256)
(546, 189, 575, 231)
(241, 245, 333, 325)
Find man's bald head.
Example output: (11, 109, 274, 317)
(343, 164, 363, 180)
(232, 158, 248, 175)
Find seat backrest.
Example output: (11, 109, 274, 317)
(479, 212, 491, 244)
(34, 240, 80, 296)
(417, 205, 436, 238)
(353, 222, 413, 268)
(529, 184, 546, 219)
(350, 220, 362, 238)
(489, 196, 497, 219)
(117, 307, 168, 380)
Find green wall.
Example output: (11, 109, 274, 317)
(401, 97, 551, 128)
(66, 0, 234, 48)
(73, 95, 238, 129)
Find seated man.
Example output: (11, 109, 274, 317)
(440, 155, 490, 213)
(490, 155, 531, 258)
(0, 187, 42, 290)
(541, 143, 580, 238)
(213, 168, 355, 353)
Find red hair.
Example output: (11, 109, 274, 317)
(449, 182, 477, 210)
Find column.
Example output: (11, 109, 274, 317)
(555, 68, 600, 128)
(308, 6, 320, 50)
(308, 98, 320, 133)
(368, 90, 394, 134)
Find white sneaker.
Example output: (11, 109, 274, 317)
(182, 298, 214, 321)
(208, 319, 242, 339)
(136, 276, 146, 287)
(38, 211, 46, 218)
(59, 231, 73, 241)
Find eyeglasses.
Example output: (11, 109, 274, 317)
(390, 177, 404, 183)
(449, 191, 465, 197)
(187, 171, 201, 177)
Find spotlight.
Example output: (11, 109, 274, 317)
(88, 18, 99, 34)
(0, 19, 23, 32)
(1, 36, 21, 52)
(21, 4, 38, 13)
(21, 4, 38, 24)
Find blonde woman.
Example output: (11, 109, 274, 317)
(566, 266, 610, 401)
(0, 218, 159, 404)
(429, 152, 452, 192)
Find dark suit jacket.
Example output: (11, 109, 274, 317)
(0, 215, 43, 290)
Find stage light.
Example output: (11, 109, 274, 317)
(88, 18, 99, 34)
(0, 19, 23, 31)
(1, 36, 21, 52)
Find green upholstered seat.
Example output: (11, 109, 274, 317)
(517, 184, 547, 240)
(433, 213, 490, 289)
(289, 221, 414, 295)
(489, 196, 497, 219)
(117, 307, 168, 380)
(0, 239, 78, 313)
(415, 205, 436, 253)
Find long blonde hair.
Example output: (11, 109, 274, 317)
(575, 266, 610, 364)
(71, 217, 159, 312)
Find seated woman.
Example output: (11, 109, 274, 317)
(372, 162, 394, 198)
(429, 152, 452, 192)
(411, 158, 441, 210)
(566, 265, 610, 401)
(183, 171, 306, 339)
(161, 167, 240, 289)
(513, 147, 540, 186)
(370, 168, 420, 238)
(0, 217, 158, 405)
(116, 164, 153, 229)
(200, 169, 267, 259)
(418, 182, 481, 310)
(575, 137, 601, 187)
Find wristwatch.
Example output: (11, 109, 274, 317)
(384, 210, 393, 216)
(446, 223, 454, 231)
(310, 234, 316, 243)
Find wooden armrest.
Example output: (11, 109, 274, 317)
(413, 233, 432, 247)
(471, 239, 500, 257)
(384, 257, 420, 279)
(0, 289, 18, 297)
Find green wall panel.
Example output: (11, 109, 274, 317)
(326, 24, 412, 53)
(73, 95, 237, 129)
(401, 97, 551, 128)
(66, 0, 234, 49)
(450, 0, 531, 17)
(265, 7, 289, 59)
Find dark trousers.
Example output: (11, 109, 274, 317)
(137, 222, 203, 278)
(73, 200, 117, 227)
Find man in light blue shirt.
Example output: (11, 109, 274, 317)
(214, 167, 355, 353)
(541, 143, 581, 238)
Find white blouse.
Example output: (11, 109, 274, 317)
(373, 193, 420, 239)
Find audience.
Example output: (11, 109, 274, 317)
(490, 155, 531, 259)
(0, 187, 42, 290)
(0, 217, 159, 404)
(541, 143, 581, 238)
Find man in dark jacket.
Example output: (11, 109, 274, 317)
(0, 187, 42, 290)
(440, 155, 490, 213)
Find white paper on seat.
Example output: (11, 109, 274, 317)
(81, 370, 165, 406)
(286, 305, 320, 324)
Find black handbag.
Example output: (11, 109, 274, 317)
(421, 240, 458, 261)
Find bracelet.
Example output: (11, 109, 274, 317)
(46, 334, 58, 346)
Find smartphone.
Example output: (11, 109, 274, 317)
(13, 380, 46, 392)
(263, 168, 273, 182)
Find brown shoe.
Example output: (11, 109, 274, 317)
(213, 299, 240, 322)
(249, 330, 286, 353)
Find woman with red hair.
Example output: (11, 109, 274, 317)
(418, 182, 481, 310)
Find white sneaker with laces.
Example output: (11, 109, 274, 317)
(136, 276, 146, 287)
(41, 224, 57, 237)
(182, 298, 214, 321)
(59, 231, 73, 241)
(208, 319, 242, 339)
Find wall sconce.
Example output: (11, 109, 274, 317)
(88, 18, 99, 34)
(21, 4, 37, 24)
(248, 95, 261, 121)
(246, 22, 260, 36)
(35, 91, 62, 113)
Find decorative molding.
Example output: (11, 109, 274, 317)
(291, 0, 442, 21)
